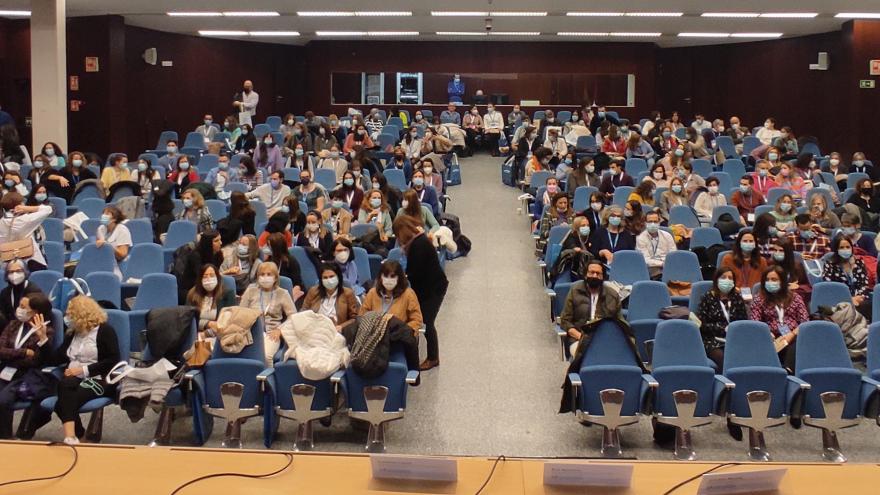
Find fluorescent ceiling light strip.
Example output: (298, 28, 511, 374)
(679, 32, 731, 38)
(199, 30, 248, 36)
(489, 31, 541, 36)
(168, 12, 222, 17)
(836, 13, 880, 19)
(701, 13, 760, 18)
(249, 31, 300, 36)
(356, 12, 412, 17)
(557, 32, 610, 36)
(297, 11, 354, 16)
(366, 31, 419, 36)
(625, 12, 683, 17)
(566, 12, 623, 17)
(490, 12, 547, 17)
(610, 32, 662, 37)
(0, 10, 30, 16)
(759, 13, 817, 18)
(431, 11, 488, 16)
(435, 31, 487, 36)
(222, 12, 280, 17)
(315, 31, 366, 36)
(731, 32, 784, 38)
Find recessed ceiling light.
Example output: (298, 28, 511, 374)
(489, 31, 541, 35)
(565, 12, 624, 17)
(701, 13, 760, 18)
(297, 11, 354, 17)
(625, 12, 683, 17)
(731, 32, 784, 38)
(836, 13, 880, 19)
(490, 12, 547, 17)
(249, 31, 301, 36)
(759, 13, 818, 18)
(610, 32, 663, 37)
(557, 32, 610, 36)
(199, 30, 249, 36)
(356, 12, 413, 17)
(366, 31, 419, 36)
(435, 31, 488, 36)
(431, 12, 489, 16)
(679, 32, 731, 37)
(222, 12, 280, 17)
(167, 12, 222, 17)
(315, 31, 366, 36)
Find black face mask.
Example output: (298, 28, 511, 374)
(585, 277, 603, 289)
(861, 188, 873, 195)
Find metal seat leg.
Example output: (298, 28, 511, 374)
(348, 386, 404, 453)
(275, 384, 333, 451)
(84, 409, 104, 443)
(803, 391, 860, 463)
(655, 390, 712, 461)
(148, 405, 176, 447)
(203, 382, 261, 448)
(729, 390, 787, 461)
(578, 389, 640, 458)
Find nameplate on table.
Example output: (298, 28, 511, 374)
(370, 455, 458, 482)
(697, 467, 787, 495)
(543, 461, 633, 487)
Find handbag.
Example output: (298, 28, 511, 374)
(667, 280, 693, 296)
(0, 217, 34, 262)
(184, 335, 212, 368)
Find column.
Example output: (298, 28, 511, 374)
(29, 0, 67, 151)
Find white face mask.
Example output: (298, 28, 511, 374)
(381, 276, 398, 291)
(258, 276, 275, 289)
(335, 250, 350, 264)
(15, 307, 30, 322)
(8, 272, 25, 286)
(202, 277, 218, 291)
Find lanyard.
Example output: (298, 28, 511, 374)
(346, 191, 354, 204)
(774, 305, 785, 325)
(259, 290, 274, 316)
(608, 231, 619, 250)
(381, 296, 394, 314)
(590, 292, 598, 320)
(650, 235, 660, 257)
(418, 189, 426, 202)
(719, 300, 731, 323)
(758, 176, 766, 190)
(10, 281, 26, 309)
(14, 324, 37, 350)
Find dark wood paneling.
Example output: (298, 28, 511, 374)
(0, 19, 32, 150)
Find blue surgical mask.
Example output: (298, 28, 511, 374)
(372, 182, 381, 190)
(842, 227, 856, 236)
(578, 226, 590, 237)
(608, 216, 622, 227)
(764, 281, 781, 294)
(343, 178, 354, 187)
(740, 241, 756, 253)
(281, 205, 290, 214)
(178, 162, 190, 170)
(671, 185, 682, 194)
(800, 229, 815, 240)
(646, 222, 659, 234)
(332, 200, 344, 210)
(564, 159, 572, 165)
(674, 149, 684, 157)
(768, 226, 778, 237)
(717, 279, 735, 294)
(838, 249, 853, 260)
(295, 149, 303, 157)
(218, 161, 228, 170)
(138, 162, 148, 172)
(758, 169, 768, 177)
(35, 193, 47, 202)
(739, 185, 750, 194)
(100, 214, 111, 225)
(662, 131, 672, 138)
(322, 276, 339, 290)
(779, 203, 791, 213)
(768, 153, 779, 161)
(413, 178, 424, 187)
(370, 198, 382, 208)
(772, 252, 785, 262)
(183, 198, 193, 208)
(4, 180, 13, 189)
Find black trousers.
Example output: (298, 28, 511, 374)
(419, 287, 447, 361)
(54, 376, 110, 423)
(485, 132, 501, 155)
(464, 129, 480, 153)
(0, 371, 54, 439)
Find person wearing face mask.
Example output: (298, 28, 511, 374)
(773, 161, 807, 200)
(302, 262, 360, 333)
(254, 133, 284, 173)
(537, 193, 575, 252)
(0, 193, 53, 271)
(822, 236, 872, 318)
(750, 265, 809, 371)
(588, 105, 620, 135)
(330, 238, 363, 296)
(187, 264, 236, 336)
(28, 154, 70, 200)
(720, 230, 767, 295)
(598, 159, 635, 202)
(418, 160, 443, 193)
(158, 139, 182, 171)
(359, 260, 423, 333)
(554, 152, 575, 182)
(725, 116, 747, 150)
(258, 212, 293, 249)
(167, 156, 199, 195)
(195, 114, 218, 143)
(584, 192, 605, 229)
(316, 146, 348, 184)
(730, 175, 765, 224)
(401, 125, 423, 163)
(592, 205, 636, 263)
(343, 124, 375, 154)
(636, 210, 676, 279)
(625, 133, 656, 166)
(768, 239, 810, 301)
(771, 126, 799, 159)
(221, 234, 261, 295)
(2, 171, 29, 198)
(0, 292, 55, 439)
(702, 119, 726, 155)
(396, 189, 440, 235)
(542, 177, 561, 207)
(755, 117, 782, 146)
(838, 212, 877, 257)
(222, 115, 241, 147)
(556, 216, 597, 281)
(176, 230, 225, 303)
(40, 142, 66, 171)
(696, 268, 749, 371)
(483, 104, 503, 156)
(651, 125, 679, 156)
(280, 113, 297, 138)
(98, 154, 131, 192)
(296, 210, 334, 261)
(176, 189, 214, 234)
(26, 184, 52, 212)
(807, 193, 840, 232)
(236, 155, 262, 190)
(95, 206, 132, 280)
(321, 190, 353, 239)
(628, 179, 656, 209)
(291, 170, 327, 212)
(786, 214, 830, 261)
(659, 176, 689, 223)
(246, 171, 291, 216)
(514, 126, 541, 178)
(263, 232, 304, 302)
(846, 177, 880, 226)
(694, 176, 728, 221)
(290, 143, 316, 174)
(622, 200, 646, 235)
(750, 160, 778, 198)
(239, 262, 296, 365)
(523, 147, 553, 188)
(684, 127, 710, 158)
(0, 260, 42, 330)
(203, 155, 237, 201)
(690, 113, 711, 132)
(771, 193, 800, 230)
(337, 170, 364, 218)
(540, 128, 565, 165)
(358, 189, 393, 246)
(131, 158, 161, 199)
(560, 260, 622, 356)
(409, 169, 441, 216)
(601, 125, 626, 156)
(461, 105, 483, 154)
(659, 142, 690, 176)
(821, 152, 848, 191)
(234, 124, 257, 155)
(566, 157, 601, 191)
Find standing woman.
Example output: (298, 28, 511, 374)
(393, 215, 448, 371)
(0, 192, 53, 271)
(42, 296, 119, 445)
(749, 266, 809, 371)
(359, 260, 424, 334)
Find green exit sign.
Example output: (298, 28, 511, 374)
(860, 80, 876, 89)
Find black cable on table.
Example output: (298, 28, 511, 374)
(474, 455, 506, 495)
(662, 462, 740, 495)
(0, 441, 78, 488)
(169, 452, 293, 495)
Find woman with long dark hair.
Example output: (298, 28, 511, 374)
(749, 265, 809, 371)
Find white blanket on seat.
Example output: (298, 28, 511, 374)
(278, 310, 350, 380)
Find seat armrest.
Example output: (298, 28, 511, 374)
(537, 260, 547, 268)
(418, 325, 426, 336)
(640, 373, 658, 414)
(568, 373, 582, 388)
(544, 288, 556, 299)
(405, 370, 420, 385)
(330, 370, 345, 383)
(714, 374, 736, 390)
(713, 374, 735, 415)
(641, 373, 659, 389)
(256, 369, 275, 382)
(553, 323, 566, 338)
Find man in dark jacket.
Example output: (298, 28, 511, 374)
(560, 261, 622, 354)
(588, 105, 620, 135)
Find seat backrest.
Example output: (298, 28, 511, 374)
(124, 243, 165, 280)
(205, 199, 228, 222)
(547, 225, 569, 247)
(668, 205, 700, 228)
(709, 171, 733, 196)
(576, 135, 597, 150)
(104, 309, 131, 363)
(350, 223, 377, 240)
(691, 159, 713, 179)
(290, 247, 318, 289)
(710, 205, 740, 227)
(47, 198, 67, 220)
(674, 127, 687, 140)
(661, 251, 702, 284)
(723, 321, 781, 371)
(687, 280, 714, 313)
(805, 187, 835, 212)
(249, 200, 268, 228)
(314, 169, 337, 190)
(795, 321, 853, 374)
(624, 158, 648, 177)
(253, 124, 271, 139)
(265, 115, 282, 131)
(626, 281, 671, 321)
(582, 319, 641, 367)
(572, 186, 597, 209)
(43, 241, 65, 273)
(183, 131, 206, 150)
(78, 197, 107, 219)
(608, 250, 650, 285)
(164, 220, 197, 250)
(384, 169, 406, 191)
(124, 218, 154, 245)
(652, 320, 709, 368)
(352, 247, 372, 286)
(690, 227, 723, 249)
(809, 281, 853, 313)
(715, 136, 736, 156)
(742, 136, 761, 155)
(212, 318, 265, 361)
(196, 154, 218, 173)
(73, 244, 117, 279)
(868, 322, 880, 375)
(133, 273, 178, 310)
(84, 272, 121, 308)
(29, 270, 63, 295)
(611, 186, 634, 207)
(766, 187, 794, 205)
(847, 172, 869, 190)
(721, 159, 746, 179)
(42, 217, 64, 242)
(529, 171, 551, 191)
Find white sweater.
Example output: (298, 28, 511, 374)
(636, 229, 677, 268)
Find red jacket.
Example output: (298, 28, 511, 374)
(602, 138, 626, 154)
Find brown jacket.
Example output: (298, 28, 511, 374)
(360, 287, 423, 333)
(302, 286, 360, 327)
(321, 207, 352, 238)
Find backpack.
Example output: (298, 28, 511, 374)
(714, 213, 743, 239)
(350, 313, 392, 379)
(183, 182, 217, 201)
(169, 242, 196, 274)
(49, 277, 90, 313)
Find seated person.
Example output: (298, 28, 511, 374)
(100, 154, 131, 192)
(840, 212, 877, 257)
(560, 261, 622, 356)
(623, 200, 646, 235)
(358, 189, 394, 245)
(768, 239, 811, 304)
(410, 169, 440, 217)
(167, 156, 199, 196)
(291, 169, 327, 212)
(751, 159, 779, 198)
(697, 268, 749, 369)
(418, 159, 444, 193)
(322, 190, 353, 239)
(786, 213, 830, 260)
(538, 192, 575, 252)
(158, 140, 181, 171)
(591, 205, 636, 262)
(187, 264, 236, 336)
(264, 233, 304, 303)
(220, 234, 261, 295)
(750, 266, 809, 371)
(636, 210, 676, 279)
(96, 206, 132, 280)
(541, 176, 561, 207)
(598, 158, 634, 202)
(524, 147, 553, 186)
(132, 158, 161, 199)
(628, 180, 656, 208)
(731, 175, 764, 224)
(807, 193, 840, 233)
(302, 262, 360, 331)
(317, 146, 349, 184)
(257, 212, 292, 248)
(395, 189, 440, 234)
(0, 260, 42, 330)
(332, 238, 362, 296)
(204, 154, 239, 200)
(359, 260, 423, 334)
(281, 197, 306, 236)
(295, 210, 334, 262)
(769, 193, 797, 232)
(239, 262, 296, 365)
(822, 236, 872, 320)
(694, 176, 727, 220)
(720, 230, 767, 296)
(336, 170, 364, 218)
(177, 189, 214, 234)
(557, 216, 596, 282)
(659, 176, 689, 223)
(246, 170, 290, 216)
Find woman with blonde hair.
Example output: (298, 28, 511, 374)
(40, 296, 119, 445)
(221, 234, 261, 295)
(239, 261, 296, 365)
(177, 188, 214, 233)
